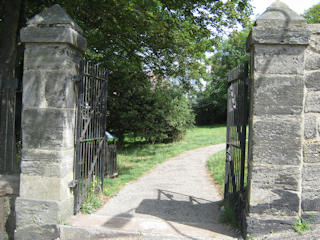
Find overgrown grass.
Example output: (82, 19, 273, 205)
(104, 125, 226, 197)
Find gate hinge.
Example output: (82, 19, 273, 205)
(68, 180, 78, 188)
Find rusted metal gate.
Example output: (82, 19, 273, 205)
(224, 62, 249, 211)
(73, 61, 108, 213)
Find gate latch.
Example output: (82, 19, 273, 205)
(68, 180, 78, 188)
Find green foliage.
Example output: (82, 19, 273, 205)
(293, 216, 315, 235)
(303, 3, 320, 23)
(138, 83, 195, 143)
(18, 0, 252, 141)
(193, 27, 251, 125)
(80, 179, 103, 214)
(81, 192, 102, 214)
(108, 77, 194, 143)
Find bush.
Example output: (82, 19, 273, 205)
(107, 72, 194, 144)
(139, 83, 195, 143)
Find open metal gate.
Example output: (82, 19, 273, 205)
(73, 61, 108, 213)
(224, 62, 249, 210)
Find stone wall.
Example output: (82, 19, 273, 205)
(302, 23, 320, 222)
(14, 5, 86, 239)
(246, 1, 320, 237)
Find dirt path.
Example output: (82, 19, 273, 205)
(64, 144, 241, 240)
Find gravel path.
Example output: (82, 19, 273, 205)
(66, 144, 240, 240)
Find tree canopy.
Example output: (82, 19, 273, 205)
(303, 3, 320, 23)
(0, 0, 253, 143)
(193, 27, 250, 125)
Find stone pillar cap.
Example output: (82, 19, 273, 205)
(26, 4, 83, 34)
(256, 0, 306, 27)
(20, 4, 87, 51)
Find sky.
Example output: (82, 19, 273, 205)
(251, 0, 320, 17)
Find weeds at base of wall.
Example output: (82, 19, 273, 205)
(81, 192, 102, 214)
(293, 216, 315, 235)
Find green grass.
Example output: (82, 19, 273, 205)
(104, 125, 226, 197)
(207, 150, 225, 194)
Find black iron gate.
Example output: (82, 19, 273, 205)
(0, 78, 22, 174)
(74, 61, 108, 213)
(224, 62, 249, 213)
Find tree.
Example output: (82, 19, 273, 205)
(193, 28, 250, 125)
(303, 3, 320, 23)
(0, 0, 253, 146)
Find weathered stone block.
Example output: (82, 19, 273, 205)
(250, 165, 300, 191)
(59, 226, 90, 240)
(305, 91, 320, 113)
(302, 188, 320, 211)
(305, 71, 320, 91)
(15, 224, 59, 240)
(26, 4, 83, 34)
(304, 142, 320, 163)
(303, 164, 320, 187)
(21, 27, 86, 51)
(249, 187, 299, 216)
(305, 50, 320, 71)
(23, 71, 77, 109)
(251, 119, 302, 165)
(254, 45, 305, 74)
(19, 173, 73, 201)
(246, 215, 296, 237)
(308, 23, 320, 34)
(302, 212, 320, 223)
(22, 108, 75, 149)
(24, 44, 81, 71)
(304, 114, 318, 139)
(15, 198, 59, 228)
(21, 149, 73, 177)
(251, 26, 310, 45)
(252, 74, 303, 115)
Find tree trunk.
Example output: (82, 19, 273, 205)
(0, 0, 22, 173)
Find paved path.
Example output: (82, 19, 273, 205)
(64, 144, 240, 240)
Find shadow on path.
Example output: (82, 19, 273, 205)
(101, 189, 237, 239)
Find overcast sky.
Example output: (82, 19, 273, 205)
(251, 0, 320, 17)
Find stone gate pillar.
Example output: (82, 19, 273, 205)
(246, 1, 311, 236)
(15, 5, 86, 239)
